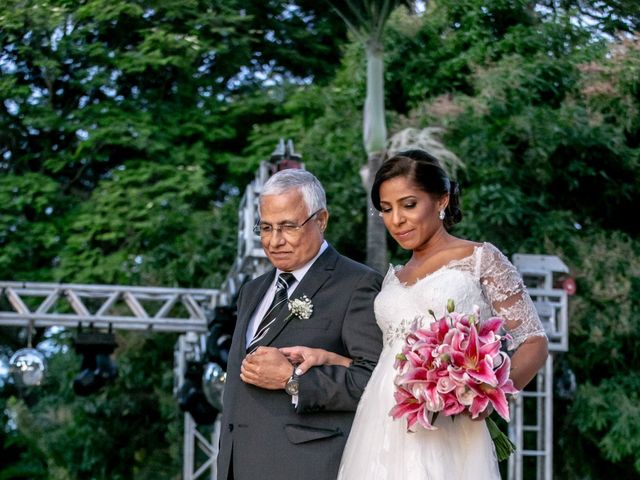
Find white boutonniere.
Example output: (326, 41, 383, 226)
(287, 295, 313, 320)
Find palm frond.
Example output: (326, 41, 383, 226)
(328, 0, 414, 43)
(387, 127, 465, 176)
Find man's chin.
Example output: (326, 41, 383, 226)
(268, 253, 294, 271)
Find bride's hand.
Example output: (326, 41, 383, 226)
(279, 346, 352, 375)
(466, 404, 494, 422)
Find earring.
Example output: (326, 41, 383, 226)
(439, 210, 445, 220)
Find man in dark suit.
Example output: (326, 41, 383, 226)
(217, 169, 383, 480)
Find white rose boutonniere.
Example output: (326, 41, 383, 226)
(287, 295, 313, 321)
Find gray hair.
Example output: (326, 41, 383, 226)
(260, 169, 327, 215)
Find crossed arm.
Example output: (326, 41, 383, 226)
(240, 346, 351, 389)
(281, 346, 352, 374)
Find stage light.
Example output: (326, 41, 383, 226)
(202, 362, 226, 411)
(177, 360, 218, 425)
(9, 348, 46, 388)
(176, 303, 235, 423)
(73, 332, 118, 396)
(555, 362, 577, 400)
(205, 305, 235, 370)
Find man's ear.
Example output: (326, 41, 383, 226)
(317, 209, 329, 232)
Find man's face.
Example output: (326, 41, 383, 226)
(258, 189, 327, 272)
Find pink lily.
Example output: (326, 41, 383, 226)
(477, 316, 504, 344)
(389, 388, 438, 431)
(391, 304, 520, 433)
(468, 353, 518, 420)
(449, 324, 499, 386)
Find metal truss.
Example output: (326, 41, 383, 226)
(509, 254, 570, 480)
(175, 333, 220, 480)
(0, 282, 219, 332)
(0, 282, 219, 480)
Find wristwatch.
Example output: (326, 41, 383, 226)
(285, 367, 299, 396)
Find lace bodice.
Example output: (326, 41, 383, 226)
(375, 242, 546, 350)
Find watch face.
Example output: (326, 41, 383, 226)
(285, 378, 299, 396)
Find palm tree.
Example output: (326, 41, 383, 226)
(328, 0, 414, 272)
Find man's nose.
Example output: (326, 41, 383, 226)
(268, 229, 286, 247)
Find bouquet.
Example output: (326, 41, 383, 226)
(389, 299, 518, 461)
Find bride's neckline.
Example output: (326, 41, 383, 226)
(391, 243, 485, 287)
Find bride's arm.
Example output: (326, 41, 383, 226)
(507, 335, 548, 390)
(480, 244, 549, 391)
(279, 346, 352, 375)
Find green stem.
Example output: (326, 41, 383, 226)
(486, 417, 516, 462)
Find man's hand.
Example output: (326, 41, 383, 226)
(240, 346, 292, 390)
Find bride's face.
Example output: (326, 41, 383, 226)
(378, 175, 447, 250)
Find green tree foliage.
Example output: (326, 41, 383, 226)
(0, 173, 64, 279)
(0, 399, 48, 480)
(0, 0, 347, 282)
(559, 231, 640, 476)
(538, 0, 640, 34)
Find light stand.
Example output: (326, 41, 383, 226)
(73, 331, 118, 396)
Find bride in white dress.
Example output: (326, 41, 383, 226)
(281, 150, 548, 480)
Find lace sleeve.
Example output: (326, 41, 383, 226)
(479, 243, 547, 350)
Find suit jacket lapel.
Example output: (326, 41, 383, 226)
(238, 270, 275, 352)
(252, 246, 339, 350)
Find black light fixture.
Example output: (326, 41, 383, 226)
(205, 305, 235, 370)
(200, 303, 237, 413)
(73, 331, 118, 396)
(177, 360, 218, 425)
(177, 303, 237, 424)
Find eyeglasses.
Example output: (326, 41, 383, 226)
(253, 209, 323, 236)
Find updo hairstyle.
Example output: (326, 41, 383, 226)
(371, 149, 463, 230)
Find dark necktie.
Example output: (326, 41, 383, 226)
(247, 272, 295, 351)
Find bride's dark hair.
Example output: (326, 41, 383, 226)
(371, 149, 463, 230)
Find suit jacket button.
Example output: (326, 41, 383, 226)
(228, 424, 234, 432)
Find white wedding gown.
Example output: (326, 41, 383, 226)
(337, 243, 546, 480)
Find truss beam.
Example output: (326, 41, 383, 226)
(0, 282, 219, 333)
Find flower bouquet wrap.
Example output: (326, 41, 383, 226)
(389, 299, 518, 461)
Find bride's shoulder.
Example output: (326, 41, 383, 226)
(444, 239, 483, 260)
(477, 241, 508, 259)
(475, 242, 519, 274)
